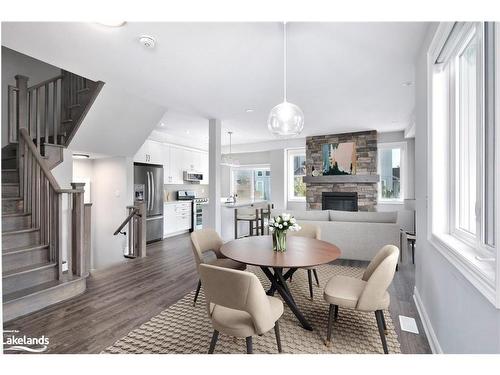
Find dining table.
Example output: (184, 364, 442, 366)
(220, 235, 341, 331)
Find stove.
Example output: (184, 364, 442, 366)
(176, 191, 209, 231)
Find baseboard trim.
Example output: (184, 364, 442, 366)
(413, 286, 443, 354)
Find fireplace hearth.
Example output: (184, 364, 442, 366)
(322, 192, 358, 211)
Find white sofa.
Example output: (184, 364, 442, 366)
(273, 210, 400, 262)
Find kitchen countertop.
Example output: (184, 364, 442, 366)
(221, 200, 269, 208)
(164, 200, 192, 205)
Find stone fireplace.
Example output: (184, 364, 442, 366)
(305, 130, 378, 211)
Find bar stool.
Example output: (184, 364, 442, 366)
(234, 208, 260, 239)
(259, 203, 274, 235)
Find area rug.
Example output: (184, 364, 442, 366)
(102, 264, 401, 354)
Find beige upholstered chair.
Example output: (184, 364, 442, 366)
(199, 263, 284, 354)
(287, 223, 322, 299)
(190, 228, 246, 306)
(323, 245, 399, 354)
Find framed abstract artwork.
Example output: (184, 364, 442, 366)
(322, 142, 357, 175)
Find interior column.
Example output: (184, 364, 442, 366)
(208, 119, 222, 233)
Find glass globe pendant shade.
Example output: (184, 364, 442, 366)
(267, 101, 304, 136)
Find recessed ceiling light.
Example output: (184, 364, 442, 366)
(139, 35, 156, 49)
(186, 130, 190, 135)
(97, 21, 126, 27)
(159, 122, 166, 127)
(245, 109, 254, 113)
(402, 81, 413, 87)
(73, 153, 90, 159)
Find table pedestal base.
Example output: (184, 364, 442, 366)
(261, 266, 313, 331)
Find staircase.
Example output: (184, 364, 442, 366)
(2, 70, 103, 322)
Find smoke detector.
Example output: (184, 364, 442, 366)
(139, 35, 156, 49)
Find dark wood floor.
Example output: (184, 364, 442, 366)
(3, 233, 431, 354)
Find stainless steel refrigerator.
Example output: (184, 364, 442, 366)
(134, 162, 164, 243)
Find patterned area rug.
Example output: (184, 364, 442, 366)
(103, 264, 401, 354)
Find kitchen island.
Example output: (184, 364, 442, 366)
(220, 200, 270, 241)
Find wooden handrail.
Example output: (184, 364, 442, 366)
(113, 208, 140, 236)
(19, 128, 64, 193)
(27, 75, 63, 91)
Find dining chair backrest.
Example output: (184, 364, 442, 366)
(199, 263, 275, 335)
(357, 245, 399, 311)
(190, 228, 224, 268)
(287, 222, 321, 240)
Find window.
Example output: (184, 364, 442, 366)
(287, 148, 306, 201)
(378, 142, 406, 202)
(429, 22, 498, 303)
(231, 166, 271, 201)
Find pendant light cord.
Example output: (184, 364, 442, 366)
(283, 21, 287, 102)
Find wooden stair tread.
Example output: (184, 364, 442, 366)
(2, 168, 18, 172)
(2, 227, 40, 236)
(3, 243, 49, 255)
(3, 277, 80, 304)
(3, 261, 56, 278)
(2, 197, 22, 201)
(2, 182, 19, 186)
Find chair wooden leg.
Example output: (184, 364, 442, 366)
(274, 321, 282, 353)
(246, 336, 253, 354)
(380, 309, 388, 334)
(193, 279, 202, 306)
(412, 242, 415, 264)
(313, 269, 320, 287)
(208, 330, 219, 354)
(375, 310, 389, 354)
(334, 305, 339, 321)
(325, 304, 335, 346)
(307, 270, 314, 299)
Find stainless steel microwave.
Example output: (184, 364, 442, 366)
(183, 171, 204, 182)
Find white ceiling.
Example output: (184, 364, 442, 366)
(2, 22, 430, 152)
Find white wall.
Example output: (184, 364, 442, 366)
(73, 157, 134, 270)
(414, 24, 500, 353)
(1, 46, 60, 147)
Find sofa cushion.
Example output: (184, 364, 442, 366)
(329, 210, 397, 223)
(271, 209, 330, 222)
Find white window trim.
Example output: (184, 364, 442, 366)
(230, 164, 271, 201)
(377, 141, 406, 203)
(286, 148, 306, 202)
(427, 22, 499, 307)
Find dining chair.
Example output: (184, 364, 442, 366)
(323, 244, 399, 354)
(199, 263, 284, 354)
(287, 223, 322, 299)
(190, 228, 246, 306)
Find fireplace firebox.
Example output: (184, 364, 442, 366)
(322, 192, 358, 211)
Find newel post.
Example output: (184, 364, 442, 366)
(71, 182, 85, 276)
(135, 201, 147, 258)
(15, 75, 29, 132)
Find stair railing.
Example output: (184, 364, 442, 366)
(114, 202, 147, 259)
(7, 72, 104, 151)
(18, 128, 90, 279)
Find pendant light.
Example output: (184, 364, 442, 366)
(221, 131, 240, 167)
(267, 22, 304, 137)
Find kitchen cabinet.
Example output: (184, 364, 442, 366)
(133, 140, 166, 165)
(163, 202, 192, 237)
(135, 139, 209, 185)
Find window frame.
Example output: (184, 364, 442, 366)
(377, 141, 407, 204)
(286, 148, 306, 202)
(427, 22, 499, 307)
(230, 164, 271, 202)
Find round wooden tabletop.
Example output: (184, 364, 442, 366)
(220, 235, 341, 268)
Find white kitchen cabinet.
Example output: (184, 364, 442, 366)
(134, 140, 166, 165)
(168, 147, 184, 184)
(163, 202, 192, 237)
(200, 151, 209, 184)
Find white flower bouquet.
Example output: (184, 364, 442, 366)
(268, 213, 301, 252)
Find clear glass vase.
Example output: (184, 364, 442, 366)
(273, 230, 287, 252)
